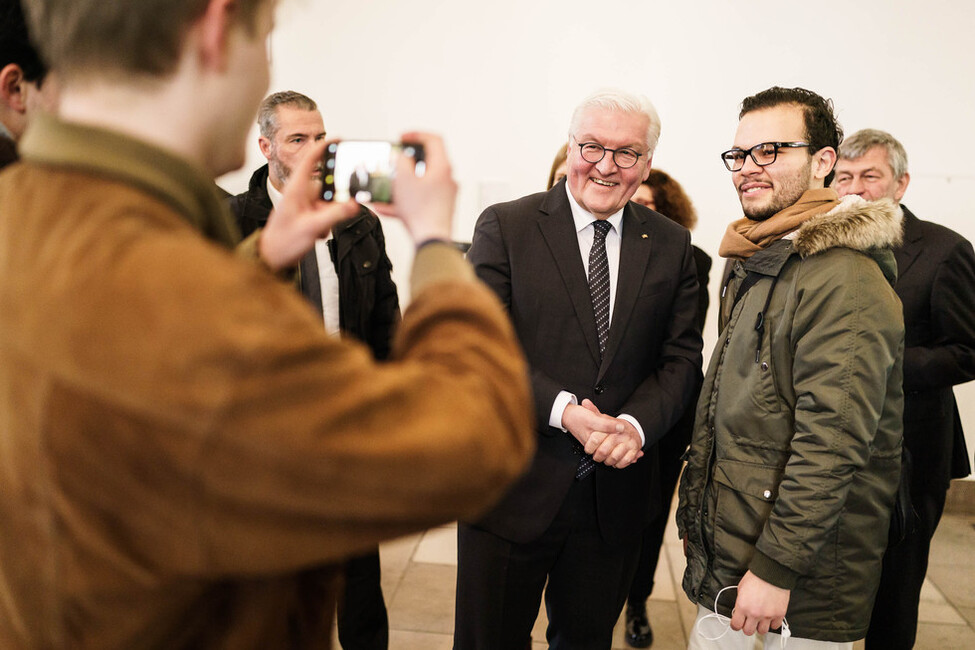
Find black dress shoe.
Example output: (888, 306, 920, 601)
(625, 602, 653, 648)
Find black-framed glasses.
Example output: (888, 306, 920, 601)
(575, 139, 644, 169)
(720, 141, 810, 172)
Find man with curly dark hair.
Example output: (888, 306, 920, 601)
(678, 87, 904, 648)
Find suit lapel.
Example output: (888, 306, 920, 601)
(598, 205, 651, 379)
(537, 189, 602, 366)
(895, 206, 923, 280)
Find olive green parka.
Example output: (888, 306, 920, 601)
(677, 195, 905, 642)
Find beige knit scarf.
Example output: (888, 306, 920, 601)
(718, 188, 839, 260)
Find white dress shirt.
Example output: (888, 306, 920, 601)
(549, 184, 646, 445)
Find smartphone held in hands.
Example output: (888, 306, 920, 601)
(322, 140, 425, 204)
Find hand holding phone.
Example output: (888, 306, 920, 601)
(260, 140, 359, 271)
(373, 132, 456, 245)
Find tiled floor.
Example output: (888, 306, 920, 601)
(360, 499, 975, 649)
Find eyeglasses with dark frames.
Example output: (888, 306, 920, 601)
(574, 137, 644, 169)
(720, 141, 810, 172)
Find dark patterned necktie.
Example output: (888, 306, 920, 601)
(588, 219, 612, 357)
(575, 219, 613, 479)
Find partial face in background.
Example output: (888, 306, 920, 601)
(732, 104, 817, 221)
(260, 106, 326, 189)
(567, 107, 652, 220)
(552, 160, 567, 186)
(833, 145, 909, 202)
(631, 184, 655, 210)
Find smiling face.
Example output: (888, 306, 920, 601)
(833, 145, 909, 202)
(260, 105, 326, 190)
(566, 107, 652, 220)
(732, 104, 824, 221)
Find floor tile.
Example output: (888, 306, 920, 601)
(412, 525, 457, 566)
(386, 562, 457, 635)
(374, 511, 975, 649)
(915, 619, 975, 650)
(957, 606, 975, 629)
(388, 629, 455, 649)
(919, 576, 947, 604)
(926, 561, 975, 610)
(918, 600, 968, 626)
(380, 533, 421, 598)
(648, 546, 676, 602)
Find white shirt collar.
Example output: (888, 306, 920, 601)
(564, 182, 625, 235)
(266, 175, 284, 209)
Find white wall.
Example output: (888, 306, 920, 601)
(219, 0, 975, 471)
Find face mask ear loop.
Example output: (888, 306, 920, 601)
(779, 617, 791, 649)
(693, 585, 738, 642)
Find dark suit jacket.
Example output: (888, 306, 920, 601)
(467, 181, 703, 544)
(896, 205, 975, 492)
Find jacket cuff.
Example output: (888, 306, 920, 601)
(410, 242, 475, 298)
(748, 549, 800, 590)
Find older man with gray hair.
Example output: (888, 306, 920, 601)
(455, 89, 703, 649)
(834, 128, 975, 650)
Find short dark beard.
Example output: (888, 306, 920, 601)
(269, 158, 291, 187)
(742, 161, 811, 221)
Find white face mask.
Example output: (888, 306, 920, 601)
(694, 585, 791, 648)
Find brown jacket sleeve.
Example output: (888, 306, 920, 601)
(194, 243, 535, 572)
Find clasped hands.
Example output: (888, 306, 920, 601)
(561, 399, 643, 469)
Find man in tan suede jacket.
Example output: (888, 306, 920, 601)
(0, 1, 534, 648)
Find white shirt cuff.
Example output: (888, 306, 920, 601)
(618, 414, 646, 447)
(550, 391, 578, 431)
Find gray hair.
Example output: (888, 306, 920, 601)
(838, 128, 909, 180)
(568, 89, 662, 155)
(257, 91, 318, 139)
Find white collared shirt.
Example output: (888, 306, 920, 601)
(550, 184, 645, 445)
(565, 183, 624, 323)
(267, 178, 341, 336)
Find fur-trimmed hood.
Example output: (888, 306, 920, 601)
(794, 195, 903, 258)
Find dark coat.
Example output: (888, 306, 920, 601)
(467, 181, 703, 544)
(691, 245, 712, 334)
(896, 205, 975, 491)
(229, 164, 399, 359)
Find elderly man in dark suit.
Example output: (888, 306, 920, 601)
(834, 128, 975, 650)
(454, 89, 703, 649)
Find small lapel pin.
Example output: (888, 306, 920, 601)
(641, 234, 648, 239)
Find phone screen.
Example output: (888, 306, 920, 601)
(322, 141, 424, 203)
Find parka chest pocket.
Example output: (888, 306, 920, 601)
(710, 460, 784, 576)
(749, 314, 782, 413)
